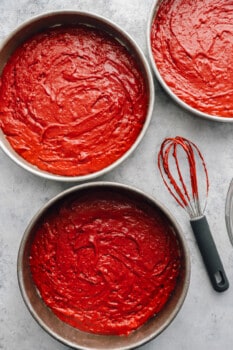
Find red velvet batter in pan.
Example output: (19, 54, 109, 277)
(29, 191, 181, 335)
(151, 0, 233, 117)
(0, 26, 148, 175)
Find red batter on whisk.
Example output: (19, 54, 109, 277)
(157, 136, 229, 292)
(158, 136, 209, 218)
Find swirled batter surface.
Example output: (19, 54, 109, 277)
(29, 191, 181, 335)
(151, 0, 233, 117)
(0, 26, 148, 175)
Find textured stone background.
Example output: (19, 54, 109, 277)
(1, 1, 233, 349)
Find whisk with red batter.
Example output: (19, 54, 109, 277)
(158, 136, 229, 292)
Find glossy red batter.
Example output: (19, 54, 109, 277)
(158, 136, 209, 215)
(151, 0, 233, 117)
(0, 26, 148, 176)
(29, 191, 181, 335)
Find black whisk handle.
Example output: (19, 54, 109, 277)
(190, 215, 229, 292)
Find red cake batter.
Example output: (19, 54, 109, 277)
(29, 191, 182, 335)
(0, 25, 148, 176)
(151, 0, 233, 117)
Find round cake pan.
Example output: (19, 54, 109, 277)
(17, 181, 190, 350)
(225, 178, 233, 246)
(147, 0, 233, 122)
(0, 11, 154, 181)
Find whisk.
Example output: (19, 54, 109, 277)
(158, 136, 229, 292)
